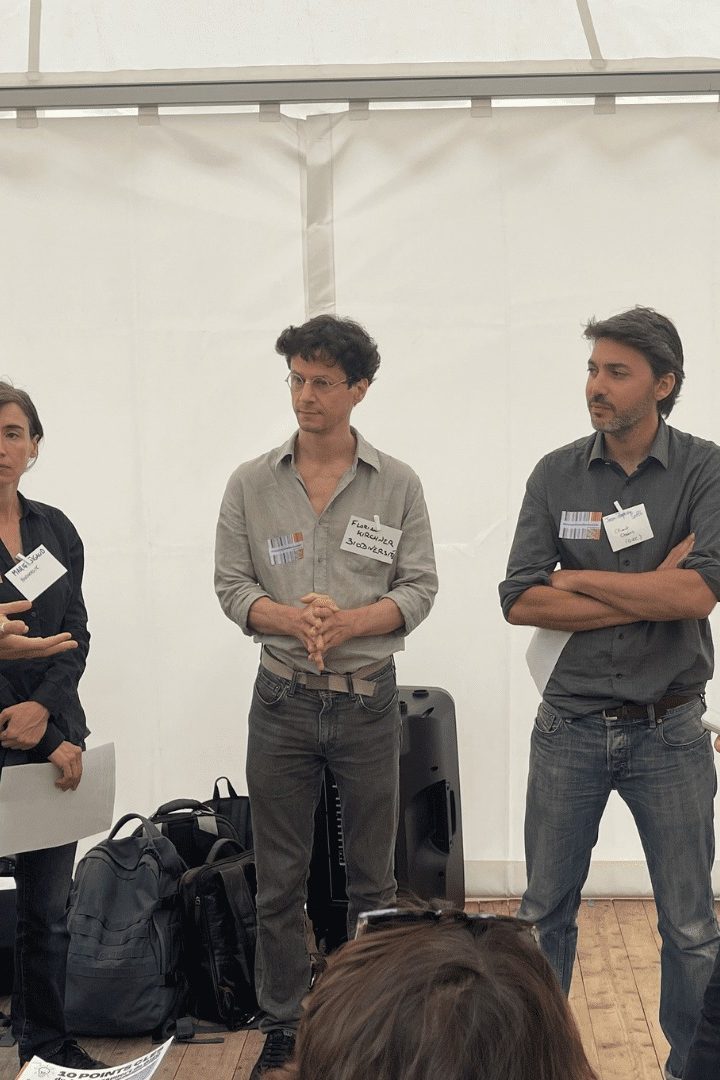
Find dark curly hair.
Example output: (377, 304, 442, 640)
(275, 314, 380, 385)
(583, 306, 684, 417)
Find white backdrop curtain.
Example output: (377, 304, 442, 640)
(1, 102, 719, 894)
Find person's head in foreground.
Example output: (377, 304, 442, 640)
(272, 908, 598, 1080)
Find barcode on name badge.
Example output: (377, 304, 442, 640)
(559, 511, 602, 540)
(268, 532, 304, 565)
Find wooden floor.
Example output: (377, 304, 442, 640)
(0, 898, 707, 1080)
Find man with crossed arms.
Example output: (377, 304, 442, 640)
(215, 314, 437, 1078)
(500, 307, 720, 1080)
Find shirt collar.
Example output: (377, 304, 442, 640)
(587, 418, 670, 471)
(16, 491, 44, 520)
(271, 427, 381, 473)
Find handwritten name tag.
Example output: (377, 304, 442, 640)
(6, 544, 67, 600)
(341, 515, 402, 565)
(602, 503, 654, 553)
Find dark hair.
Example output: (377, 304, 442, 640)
(583, 306, 684, 417)
(275, 315, 380, 385)
(275, 917, 597, 1080)
(0, 382, 43, 442)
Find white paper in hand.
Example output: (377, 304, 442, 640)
(526, 628, 572, 696)
(0, 743, 115, 856)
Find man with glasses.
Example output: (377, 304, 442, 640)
(215, 314, 437, 1078)
(499, 307, 720, 1080)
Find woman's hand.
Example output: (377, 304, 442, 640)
(0, 599, 77, 659)
(49, 741, 83, 791)
(0, 700, 49, 749)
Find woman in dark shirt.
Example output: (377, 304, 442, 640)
(0, 382, 104, 1071)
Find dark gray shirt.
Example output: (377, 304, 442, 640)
(215, 428, 438, 672)
(499, 421, 720, 715)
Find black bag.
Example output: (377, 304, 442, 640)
(65, 814, 188, 1036)
(148, 799, 240, 869)
(179, 837, 258, 1029)
(206, 778, 254, 851)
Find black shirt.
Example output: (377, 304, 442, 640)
(0, 493, 89, 758)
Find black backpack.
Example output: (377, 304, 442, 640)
(206, 778, 254, 851)
(65, 814, 188, 1036)
(179, 837, 259, 1029)
(148, 799, 240, 868)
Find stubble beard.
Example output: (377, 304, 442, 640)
(588, 395, 658, 435)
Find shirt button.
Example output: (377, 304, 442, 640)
(616, 673, 623, 679)
(623, 559, 630, 566)
(618, 632, 624, 640)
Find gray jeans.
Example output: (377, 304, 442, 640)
(246, 659, 401, 1031)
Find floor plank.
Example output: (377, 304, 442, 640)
(615, 899, 668, 1067)
(577, 900, 663, 1079)
(569, 959, 602, 1074)
(233, 1029, 265, 1080)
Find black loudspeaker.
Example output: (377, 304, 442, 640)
(307, 686, 464, 951)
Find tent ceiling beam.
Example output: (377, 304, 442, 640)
(1, 69, 720, 110)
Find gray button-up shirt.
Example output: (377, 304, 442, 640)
(215, 428, 438, 672)
(499, 421, 720, 715)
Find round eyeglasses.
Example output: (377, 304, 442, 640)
(285, 372, 350, 395)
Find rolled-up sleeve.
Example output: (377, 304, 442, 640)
(682, 449, 720, 600)
(214, 468, 271, 634)
(382, 472, 438, 635)
(499, 461, 557, 620)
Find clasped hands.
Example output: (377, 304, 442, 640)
(296, 592, 353, 671)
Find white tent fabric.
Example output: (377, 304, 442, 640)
(3, 1, 720, 87)
(2, 96, 719, 893)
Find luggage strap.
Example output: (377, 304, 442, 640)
(153, 1016, 225, 1045)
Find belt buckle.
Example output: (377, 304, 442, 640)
(602, 706, 622, 720)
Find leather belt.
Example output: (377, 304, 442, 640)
(602, 693, 699, 721)
(260, 650, 390, 697)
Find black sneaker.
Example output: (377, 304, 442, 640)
(40, 1040, 108, 1070)
(250, 1029, 296, 1078)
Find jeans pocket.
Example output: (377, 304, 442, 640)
(533, 701, 563, 735)
(658, 699, 706, 748)
(358, 672, 399, 717)
(254, 669, 289, 708)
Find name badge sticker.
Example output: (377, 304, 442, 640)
(602, 501, 654, 553)
(341, 515, 402, 565)
(268, 532, 304, 566)
(559, 511, 602, 541)
(6, 544, 67, 601)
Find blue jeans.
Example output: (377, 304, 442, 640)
(685, 941, 720, 1079)
(246, 659, 401, 1032)
(12, 842, 77, 1063)
(519, 698, 720, 1080)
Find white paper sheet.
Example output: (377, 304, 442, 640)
(19, 1036, 173, 1079)
(526, 629, 572, 696)
(0, 743, 115, 856)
